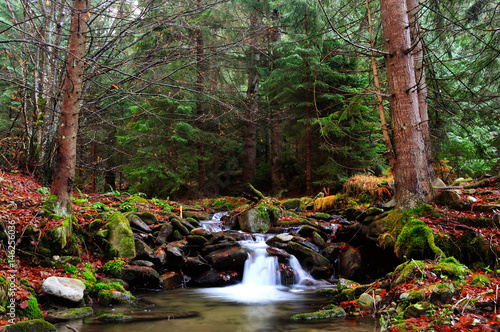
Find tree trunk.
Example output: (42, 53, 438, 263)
(196, 0, 206, 195)
(380, 0, 433, 209)
(50, 0, 88, 217)
(365, 0, 395, 167)
(269, 8, 286, 196)
(406, 0, 436, 182)
(242, 1, 262, 184)
(304, 9, 312, 195)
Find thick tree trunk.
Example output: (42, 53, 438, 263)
(196, 0, 206, 194)
(380, 0, 433, 209)
(406, 0, 436, 182)
(242, 1, 262, 184)
(50, 0, 88, 217)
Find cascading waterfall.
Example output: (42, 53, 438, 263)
(200, 216, 316, 303)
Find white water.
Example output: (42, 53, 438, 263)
(201, 233, 316, 303)
(201, 212, 228, 232)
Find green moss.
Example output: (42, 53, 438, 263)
(408, 204, 442, 218)
(471, 274, 490, 286)
(18, 296, 43, 320)
(3, 319, 57, 332)
(432, 260, 469, 279)
(106, 212, 136, 259)
(291, 306, 346, 320)
(127, 196, 149, 204)
(102, 258, 126, 276)
(395, 219, 444, 259)
(97, 312, 132, 322)
(392, 260, 426, 287)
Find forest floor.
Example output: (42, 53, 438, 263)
(1, 171, 500, 331)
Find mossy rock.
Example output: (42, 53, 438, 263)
(471, 274, 490, 286)
(282, 198, 302, 211)
(291, 305, 346, 320)
(3, 319, 57, 332)
(106, 212, 136, 260)
(135, 211, 157, 225)
(403, 301, 436, 318)
(331, 287, 356, 302)
(45, 307, 93, 323)
(46, 216, 76, 252)
(395, 218, 444, 259)
(431, 258, 469, 279)
(18, 296, 43, 319)
(392, 260, 426, 288)
(88, 219, 103, 233)
(126, 196, 149, 204)
(429, 283, 456, 303)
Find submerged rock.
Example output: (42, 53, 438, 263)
(97, 310, 199, 323)
(45, 307, 93, 323)
(291, 304, 346, 320)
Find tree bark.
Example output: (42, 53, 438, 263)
(406, 0, 436, 182)
(50, 0, 88, 217)
(380, 0, 433, 209)
(366, 0, 395, 167)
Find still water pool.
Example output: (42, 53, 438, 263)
(55, 287, 379, 332)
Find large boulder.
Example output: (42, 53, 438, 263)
(286, 242, 331, 270)
(107, 212, 136, 260)
(156, 223, 173, 244)
(42, 277, 85, 302)
(204, 247, 248, 271)
(126, 213, 152, 233)
(237, 208, 272, 233)
(117, 265, 160, 289)
(183, 256, 211, 277)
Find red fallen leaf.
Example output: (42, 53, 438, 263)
(18, 300, 29, 309)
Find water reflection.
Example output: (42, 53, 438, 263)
(56, 288, 379, 332)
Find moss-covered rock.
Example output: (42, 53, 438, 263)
(3, 319, 57, 332)
(45, 307, 93, 323)
(392, 260, 426, 287)
(395, 218, 444, 259)
(286, 242, 331, 269)
(17, 296, 43, 319)
(291, 304, 346, 320)
(402, 301, 436, 318)
(135, 211, 158, 225)
(431, 257, 469, 279)
(471, 273, 490, 286)
(106, 212, 136, 260)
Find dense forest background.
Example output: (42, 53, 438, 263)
(0, 0, 499, 200)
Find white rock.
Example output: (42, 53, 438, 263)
(467, 196, 478, 203)
(432, 178, 447, 188)
(42, 277, 86, 302)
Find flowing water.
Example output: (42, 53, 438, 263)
(55, 214, 379, 332)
